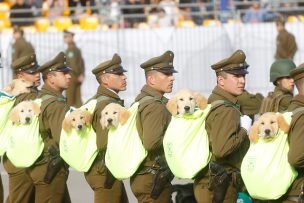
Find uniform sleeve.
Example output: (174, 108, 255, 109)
(78, 49, 85, 75)
(92, 101, 110, 150)
(141, 102, 170, 152)
(206, 106, 248, 159)
(237, 91, 264, 116)
(288, 114, 304, 168)
(12, 44, 20, 62)
(45, 101, 69, 144)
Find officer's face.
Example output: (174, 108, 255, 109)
(101, 73, 127, 93)
(17, 72, 41, 87)
(218, 72, 246, 96)
(277, 77, 294, 92)
(149, 71, 175, 94)
(48, 72, 71, 91)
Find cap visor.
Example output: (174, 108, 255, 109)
(225, 68, 248, 75)
(23, 64, 40, 73)
(157, 68, 178, 74)
(56, 66, 72, 73)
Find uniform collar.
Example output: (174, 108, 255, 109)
(40, 84, 66, 101)
(135, 84, 168, 103)
(210, 86, 239, 104)
(274, 86, 293, 95)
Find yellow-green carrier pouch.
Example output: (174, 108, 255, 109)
(6, 99, 44, 167)
(59, 99, 98, 172)
(241, 112, 298, 200)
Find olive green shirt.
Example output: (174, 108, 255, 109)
(66, 42, 85, 77)
(206, 86, 249, 171)
(14, 87, 39, 105)
(275, 29, 297, 60)
(237, 90, 264, 117)
(135, 85, 171, 166)
(38, 85, 69, 147)
(286, 95, 304, 196)
(90, 86, 123, 151)
(12, 37, 35, 62)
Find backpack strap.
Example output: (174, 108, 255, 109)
(210, 100, 243, 116)
(292, 107, 304, 116)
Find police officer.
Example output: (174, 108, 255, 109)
(11, 26, 35, 64)
(275, 17, 297, 60)
(28, 52, 71, 203)
(283, 63, 304, 202)
(64, 30, 85, 107)
(194, 50, 251, 203)
(85, 54, 129, 203)
(260, 59, 296, 114)
(3, 54, 40, 203)
(130, 51, 177, 203)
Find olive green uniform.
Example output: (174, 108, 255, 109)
(237, 90, 264, 117)
(25, 85, 70, 203)
(130, 85, 172, 203)
(3, 88, 38, 203)
(65, 42, 85, 107)
(274, 86, 293, 112)
(275, 29, 297, 60)
(84, 86, 128, 203)
(278, 95, 304, 203)
(194, 86, 250, 203)
(12, 37, 34, 63)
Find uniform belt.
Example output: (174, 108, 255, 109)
(287, 196, 299, 202)
(140, 167, 158, 175)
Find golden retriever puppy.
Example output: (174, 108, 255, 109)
(249, 112, 290, 143)
(10, 101, 41, 124)
(100, 103, 131, 130)
(62, 109, 92, 133)
(166, 88, 208, 116)
(3, 79, 33, 96)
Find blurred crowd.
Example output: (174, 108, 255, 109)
(2, 0, 304, 29)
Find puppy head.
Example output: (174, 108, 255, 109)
(166, 88, 208, 116)
(249, 112, 289, 142)
(4, 79, 33, 96)
(62, 109, 92, 133)
(100, 103, 131, 130)
(10, 100, 40, 125)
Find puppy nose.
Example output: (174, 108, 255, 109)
(25, 117, 31, 123)
(184, 106, 190, 111)
(265, 129, 271, 135)
(107, 118, 113, 123)
(78, 125, 83, 130)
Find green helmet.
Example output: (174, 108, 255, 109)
(270, 59, 296, 83)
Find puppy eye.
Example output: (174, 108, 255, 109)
(105, 112, 108, 115)
(189, 97, 193, 101)
(270, 121, 275, 124)
(261, 122, 264, 125)
(113, 112, 117, 114)
(21, 110, 24, 113)
(179, 98, 184, 101)
(80, 116, 84, 119)
(28, 109, 32, 112)
(72, 118, 75, 121)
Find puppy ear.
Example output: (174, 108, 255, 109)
(32, 102, 41, 116)
(249, 122, 259, 143)
(100, 111, 107, 130)
(83, 111, 92, 126)
(166, 97, 178, 116)
(119, 108, 131, 125)
(62, 115, 72, 133)
(194, 92, 208, 110)
(277, 114, 290, 133)
(10, 106, 20, 124)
